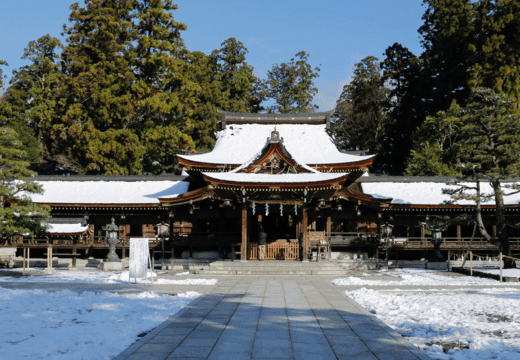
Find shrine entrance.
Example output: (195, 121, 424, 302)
(248, 209, 300, 260)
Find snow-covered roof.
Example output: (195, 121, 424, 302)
(203, 172, 348, 184)
(28, 181, 190, 205)
(46, 223, 88, 234)
(178, 124, 374, 165)
(362, 182, 520, 205)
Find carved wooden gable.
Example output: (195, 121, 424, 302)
(240, 128, 312, 174)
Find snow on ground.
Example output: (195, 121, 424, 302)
(332, 268, 520, 286)
(0, 269, 218, 285)
(347, 288, 520, 360)
(0, 287, 200, 359)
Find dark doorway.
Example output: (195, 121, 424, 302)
(257, 213, 296, 241)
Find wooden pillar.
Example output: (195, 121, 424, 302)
(72, 239, 77, 268)
(457, 225, 461, 240)
(493, 225, 497, 238)
(303, 205, 309, 262)
(241, 203, 247, 262)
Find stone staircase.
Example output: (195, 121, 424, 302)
(192, 259, 383, 275)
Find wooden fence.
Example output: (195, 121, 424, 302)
(249, 242, 299, 260)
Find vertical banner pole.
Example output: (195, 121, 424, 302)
(303, 205, 308, 262)
(241, 202, 247, 262)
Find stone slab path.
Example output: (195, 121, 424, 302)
(115, 277, 431, 360)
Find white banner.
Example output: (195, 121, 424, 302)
(129, 238, 149, 280)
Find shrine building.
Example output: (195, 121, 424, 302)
(4, 111, 520, 263)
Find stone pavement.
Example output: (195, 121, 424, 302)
(114, 276, 431, 360)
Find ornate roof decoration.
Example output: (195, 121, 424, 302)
(267, 127, 283, 144)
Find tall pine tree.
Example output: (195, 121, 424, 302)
(333, 56, 389, 155)
(0, 126, 50, 239)
(3, 35, 63, 162)
(267, 51, 320, 113)
(56, 0, 197, 175)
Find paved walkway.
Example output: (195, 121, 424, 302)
(115, 277, 431, 360)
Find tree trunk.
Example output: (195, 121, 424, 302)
(493, 180, 516, 268)
(474, 180, 492, 241)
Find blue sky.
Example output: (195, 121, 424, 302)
(0, 0, 426, 110)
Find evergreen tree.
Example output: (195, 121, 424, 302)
(419, 0, 476, 112)
(333, 56, 389, 155)
(267, 51, 320, 113)
(409, 88, 520, 267)
(3, 35, 63, 162)
(56, 0, 195, 175)
(211, 38, 263, 112)
(176, 50, 223, 152)
(379, 43, 424, 174)
(470, 0, 520, 106)
(0, 126, 49, 238)
(406, 101, 463, 176)
(0, 60, 7, 91)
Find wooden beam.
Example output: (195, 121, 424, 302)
(241, 202, 247, 261)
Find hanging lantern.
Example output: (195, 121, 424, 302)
(337, 204, 343, 212)
(318, 199, 326, 208)
(252, 202, 256, 215)
(356, 205, 361, 217)
(265, 203, 269, 216)
(223, 199, 232, 207)
(280, 204, 283, 216)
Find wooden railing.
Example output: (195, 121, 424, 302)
(6, 236, 160, 247)
(249, 242, 299, 260)
(327, 233, 520, 247)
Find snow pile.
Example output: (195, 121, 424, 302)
(0, 287, 200, 359)
(332, 269, 513, 286)
(0, 270, 218, 285)
(175, 272, 190, 276)
(347, 288, 520, 360)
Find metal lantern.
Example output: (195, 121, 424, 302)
(157, 222, 169, 238)
(381, 222, 394, 261)
(381, 223, 394, 236)
(223, 199, 232, 207)
(102, 217, 124, 262)
(318, 199, 326, 208)
(429, 228, 445, 262)
(168, 211, 174, 219)
(432, 229, 442, 239)
(337, 204, 343, 212)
